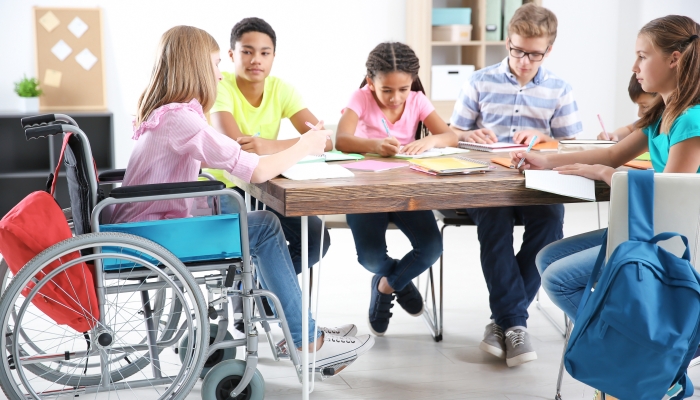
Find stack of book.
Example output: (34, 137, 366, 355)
(409, 157, 490, 176)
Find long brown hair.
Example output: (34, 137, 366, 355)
(637, 16, 700, 134)
(136, 26, 220, 126)
(360, 42, 428, 140)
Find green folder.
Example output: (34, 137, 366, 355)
(635, 152, 651, 161)
(485, 0, 503, 42)
(503, 0, 523, 40)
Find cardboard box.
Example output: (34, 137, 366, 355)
(432, 24, 473, 42)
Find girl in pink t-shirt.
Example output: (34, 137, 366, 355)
(336, 42, 456, 336)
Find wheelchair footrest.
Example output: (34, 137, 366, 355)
(314, 358, 358, 380)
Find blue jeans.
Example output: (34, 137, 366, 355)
(216, 188, 330, 274)
(346, 211, 442, 291)
(535, 228, 606, 322)
(466, 205, 565, 330)
(247, 210, 321, 348)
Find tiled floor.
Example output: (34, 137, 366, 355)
(3, 203, 700, 399)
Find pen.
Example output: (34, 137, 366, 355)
(381, 118, 392, 137)
(597, 114, 609, 140)
(516, 135, 538, 169)
(304, 121, 318, 131)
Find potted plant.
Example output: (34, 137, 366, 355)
(14, 75, 43, 113)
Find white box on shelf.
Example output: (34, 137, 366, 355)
(431, 65, 475, 101)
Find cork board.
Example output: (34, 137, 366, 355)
(34, 7, 106, 111)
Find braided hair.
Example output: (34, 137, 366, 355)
(361, 42, 428, 140)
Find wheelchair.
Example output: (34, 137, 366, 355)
(0, 114, 343, 399)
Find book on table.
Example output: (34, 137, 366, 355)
(409, 157, 490, 176)
(458, 141, 528, 152)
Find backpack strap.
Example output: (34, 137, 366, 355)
(50, 132, 73, 196)
(576, 229, 609, 321)
(628, 169, 655, 241)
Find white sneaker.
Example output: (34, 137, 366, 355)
(277, 324, 358, 353)
(310, 334, 375, 372)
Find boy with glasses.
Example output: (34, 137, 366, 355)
(450, 3, 582, 367)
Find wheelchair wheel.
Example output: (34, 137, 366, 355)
(179, 322, 236, 378)
(0, 232, 209, 399)
(201, 359, 264, 400)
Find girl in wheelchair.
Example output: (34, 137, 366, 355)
(109, 25, 374, 372)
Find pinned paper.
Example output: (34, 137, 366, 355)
(68, 17, 88, 38)
(51, 40, 72, 61)
(39, 11, 60, 32)
(43, 69, 62, 88)
(75, 48, 98, 71)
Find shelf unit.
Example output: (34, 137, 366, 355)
(0, 111, 114, 217)
(406, 0, 542, 121)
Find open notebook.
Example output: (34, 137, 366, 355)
(394, 147, 470, 159)
(281, 163, 354, 180)
(297, 151, 364, 164)
(458, 141, 528, 152)
(524, 170, 595, 201)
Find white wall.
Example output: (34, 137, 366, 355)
(1, 1, 700, 168)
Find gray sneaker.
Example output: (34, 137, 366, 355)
(505, 327, 537, 367)
(478, 321, 506, 359)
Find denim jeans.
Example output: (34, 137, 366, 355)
(247, 210, 321, 348)
(466, 204, 565, 330)
(345, 211, 442, 291)
(216, 188, 331, 274)
(535, 228, 606, 322)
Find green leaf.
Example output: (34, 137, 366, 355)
(13, 75, 43, 97)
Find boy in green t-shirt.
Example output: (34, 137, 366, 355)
(209, 17, 331, 278)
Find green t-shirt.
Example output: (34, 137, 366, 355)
(642, 105, 700, 172)
(210, 72, 305, 139)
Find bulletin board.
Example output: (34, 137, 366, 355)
(33, 7, 106, 111)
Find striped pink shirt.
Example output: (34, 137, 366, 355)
(110, 99, 259, 223)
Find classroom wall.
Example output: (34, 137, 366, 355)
(1, 1, 700, 168)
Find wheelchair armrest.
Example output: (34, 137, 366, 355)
(109, 181, 225, 199)
(99, 169, 126, 183)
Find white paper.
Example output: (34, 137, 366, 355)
(281, 163, 355, 180)
(75, 48, 98, 70)
(525, 170, 596, 201)
(39, 11, 60, 33)
(68, 17, 89, 38)
(51, 40, 72, 61)
(395, 146, 470, 159)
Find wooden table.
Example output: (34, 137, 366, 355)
(225, 151, 611, 400)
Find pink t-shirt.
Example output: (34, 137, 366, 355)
(345, 86, 435, 145)
(110, 99, 259, 223)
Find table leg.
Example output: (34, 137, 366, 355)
(301, 216, 309, 399)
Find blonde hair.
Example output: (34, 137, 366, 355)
(136, 26, 220, 125)
(507, 3, 558, 44)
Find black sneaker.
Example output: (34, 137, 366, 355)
(394, 281, 424, 316)
(368, 275, 394, 336)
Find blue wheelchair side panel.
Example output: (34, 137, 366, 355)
(100, 214, 243, 271)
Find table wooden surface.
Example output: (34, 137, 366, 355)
(226, 151, 611, 217)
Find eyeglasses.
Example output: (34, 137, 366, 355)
(508, 43, 549, 61)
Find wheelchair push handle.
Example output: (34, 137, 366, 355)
(25, 124, 65, 140)
(21, 113, 78, 130)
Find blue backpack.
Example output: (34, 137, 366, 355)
(564, 169, 700, 400)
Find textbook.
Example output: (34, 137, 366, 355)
(458, 141, 528, 152)
(524, 170, 595, 201)
(281, 163, 355, 180)
(394, 146, 470, 159)
(409, 156, 490, 175)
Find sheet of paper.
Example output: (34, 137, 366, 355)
(43, 69, 62, 88)
(68, 17, 89, 38)
(395, 146, 470, 159)
(282, 163, 355, 180)
(51, 40, 72, 61)
(525, 170, 596, 201)
(39, 11, 60, 33)
(75, 48, 98, 70)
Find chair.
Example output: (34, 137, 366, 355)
(553, 172, 700, 400)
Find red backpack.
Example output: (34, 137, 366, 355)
(0, 133, 99, 333)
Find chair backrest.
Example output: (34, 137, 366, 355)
(607, 172, 700, 268)
(61, 131, 100, 236)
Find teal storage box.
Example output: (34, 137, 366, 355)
(432, 8, 472, 26)
(99, 214, 242, 270)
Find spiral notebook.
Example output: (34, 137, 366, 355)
(458, 141, 528, 153)
(409, 156, 490, 175)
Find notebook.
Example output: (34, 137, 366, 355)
(635, 152, 651, 161)
(491, 157, 516, 169)
(297, 151, 364, 164)
(532, 141, 559, 152)
(524, 170, 596, 201)
(409, 157, 490, 175)
(340, 160, 408, 172)
(281, 163, 355, 180)
(458, 141, 528, 152)
(395, 146, 470, 159)
(624, 160, 653, 170)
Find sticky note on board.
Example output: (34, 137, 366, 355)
(43, 69, 62, 88)
(68, 17, 89, 38)
(75, 48, 98, 70)
(39, 11, 60, 32)
(51, 40, 72, 61)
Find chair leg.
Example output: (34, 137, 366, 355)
(421, 224, 447, 342)
(535, 289, 567, 337)
(555, 316, 572, 400)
